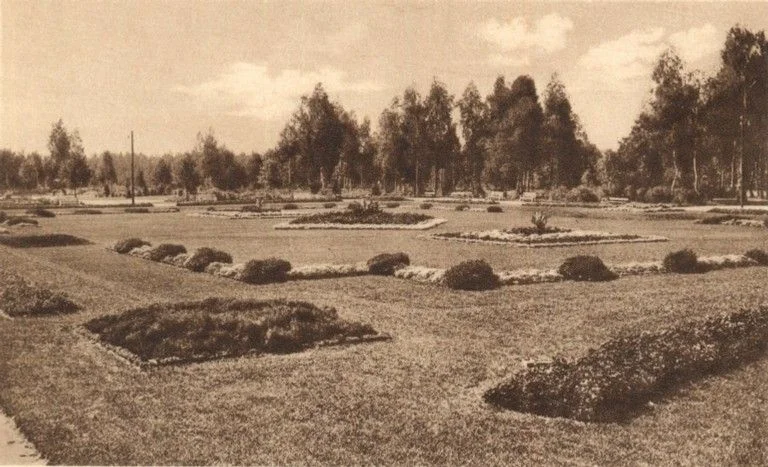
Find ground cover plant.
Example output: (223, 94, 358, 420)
(83, 297, 384, 365)
(0, 272, 79, 317)
(0, 233, 91, 248)
(484, 306, 768, 423)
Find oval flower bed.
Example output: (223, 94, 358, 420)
(431, 228, 667, 247)
(82, 298, 389, 367)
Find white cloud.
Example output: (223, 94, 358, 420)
(578, 28, 667, 86)
(669, 24, 721, 63)
(175, 63, 382, 120)
(480, 14, 574, 53)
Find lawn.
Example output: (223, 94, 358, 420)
(0, 203, 766, 464)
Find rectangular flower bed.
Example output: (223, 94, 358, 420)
(83, 298, 389, 367)
(276, 217, 447, 230)
(0, 234, 91, 248)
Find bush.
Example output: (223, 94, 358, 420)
(370, 184, 381, 196)
(484, 306, 768, 422)
(385, 202, 400, 208)
(125, 207, 150, 214)
(241, 204, 278, 213)
(323, 202, 337, 209)
(347, 201, 363, 211)
(84, 297, 380, 363)
(240, 258, 292, 284)
(72, 209, 103, 215)
(443, 260, 499, 291)
(147, 244, 187, 262)
(0, 234, 91, 248)
(367, 252, 410, 275)
(531, 211, 548, 233)
(26, 207, 56, 217)
(455, 204, 469, 211)
(114, 238, 151, 254)
(0, 211, 6, 223)
(645, 185, 673, 203)
(565, 186, 599, 203)
(5, 216, 38, 226)
(282, 203, 299, 210)
(420, 203, 433, 210)
(0, 275, 79, 316)
(487, 205, 503, 213)
(745, 249, 768, 265)
(663, 248, 698, 273)
(184, 247, 233, 272)
(309, 181, 321, 194)
(558, 256, 617, 282)
(673, 188, 704, 206)
(697, 215, 742, 225)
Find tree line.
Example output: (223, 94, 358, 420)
(1, 25, 764, 202)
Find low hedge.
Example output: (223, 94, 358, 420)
(663, 249, 698, 273)
(487, 205, 503, 213)
(83, 297, 380, 363)
(0, 234, 91, 248)
(25, 207, 56, 218)
(1, 274, 79, 316)
(147, 244, 187, 262)
(240, 258, 292, 284)
(367, 252, 410, 275)
(420, 203, 433, 210)
(184, 247, 233, 272)
(241, 205, 279, 213)
(323, 202, 337, 209)
(558, 256, 617, 282)
(114, 238, 151, 254)
(385, 202, 400, 208)
(282, 203, 299, 210)
(484, 306, 768, 422)
(72, 209, 103, 215)
(443, 260, 499, 291)
(125, 207, 150, 214)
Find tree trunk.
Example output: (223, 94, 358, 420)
(670, 150, 679, 192)
(693, 148, 699, 194)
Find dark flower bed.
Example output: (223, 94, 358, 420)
(484, 306, 768, 423)
(25, 207, 56, 217)
(0, 234, 91, 248)
(0, 273, 80, 316)
(503, 226, 571, 235)
(84, 298, 384, 364)
(4, 216, 39, 226)
(290, 210, 432, 225)
(240, 205, 280, 213)
(72, 209, 103, 215)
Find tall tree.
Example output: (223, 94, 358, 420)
(375, 99, 407, 192)
(401, 87, 428, 195)
(152, 159, 174, 193)
(177, 154, 201, 199)
(246, 152, 263, 188)
(424, 78, 459, 195)
(541, 74, 581, 188)
(458, 82, 488, 196)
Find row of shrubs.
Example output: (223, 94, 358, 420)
(484, 305, 768, 422)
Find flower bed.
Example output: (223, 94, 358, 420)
(82, 298, 388, 367)
(483, 306, 768, 423)
(696, 216, 765, 228)
(289, 209, 432, 225)
(0, 234, 91, 248)
(430, 229, 667, 247)
(276, 217, 446, 230)
(188, 210, 309, 220)
(0, 272, 79, 317)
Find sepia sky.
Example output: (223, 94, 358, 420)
(2, 1, 768, 156)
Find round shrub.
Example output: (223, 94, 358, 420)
(240, 258, 292, 284)
(385, 202, 400, 208)
(663, 249, 698, 273)
(455, 204, 470, 211)
(147, 244, 187, 262)
(443, 260, 499, 291)
(420, 203, 433, 210)
(558, 255, 617, 282)
(114, 238, 151, 254)
(645, 185, 673, 204)
(323, 202, 337, 209)
(367, 252, 410, 275)
(184, 247, 233, 272)
(745, 249, 768, 265)
(26, 207, 56, 217)
(565, 186, 599, 203)
(487, 205, 503, 213)
(347, 201, 363, 211)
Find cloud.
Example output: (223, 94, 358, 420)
(669, 24, 721, 63)
(175, 63, 382, 120)
(480, 14, 574, 53)
(578, 28, 667, 86)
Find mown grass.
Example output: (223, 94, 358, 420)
(0, 207, 766, 464)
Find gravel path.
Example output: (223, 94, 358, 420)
(0, 411, 44, 465)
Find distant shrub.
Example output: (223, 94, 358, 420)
(241, 258, 292, 284)
(645, 185, 673, 203)
(672, 188, 703, 206)
(531, 211, 548, 233)
(282, 203, 299, 210)
(147, 243, 187, 262)
(487, 205, 503, 213)
(420, 203, 433, 210)
(0, 275, 79, 316)
(114, 238, 151, 254)
(565, 186, 599, 203)
(309, 181, 321, 194)
(241, 204, 279, 213)
(184, 247, 233, 272)
(697, 215, 742, 225)
(0, 234, 90, 248)
(347, 201, 363, 211)
(26, 207, 56, 217)
(443, 260, 499, 291)
(385, 202, 400, 208)
(367, 252, 410, 275)
(558, 255, 617, 282)
(663, 248, 698, 273)
(0, 211, 6, 223)
(72, 209, 103, 215)
(484, 306, 768, 422)
(5, 216, 38, 226)
(370, 184, 382, 196)
(745, 249, 768, 265)
(125, 207, 150, 214)
(323, 202, 337, 209)
(455, 204, 470, 211)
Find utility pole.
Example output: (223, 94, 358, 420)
(131, 131, 135, 206)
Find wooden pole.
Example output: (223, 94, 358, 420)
(131, 131, 135, 206)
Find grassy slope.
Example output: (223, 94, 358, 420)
(0, 207, 766, 464)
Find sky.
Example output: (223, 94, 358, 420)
(2, 1, 768, 157)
